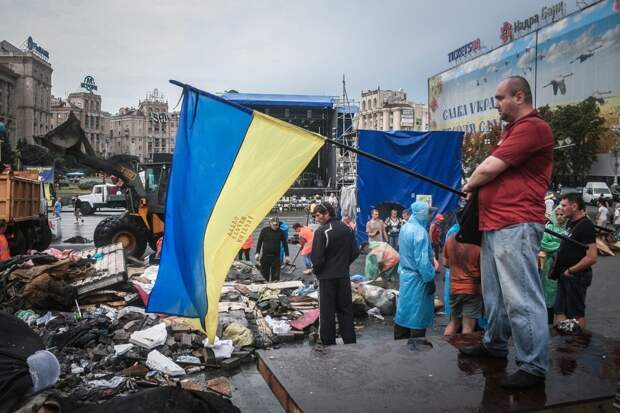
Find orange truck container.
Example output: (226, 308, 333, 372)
(0, 172, 52, 255)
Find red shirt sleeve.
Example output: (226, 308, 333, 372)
(493, 121, 552, 167)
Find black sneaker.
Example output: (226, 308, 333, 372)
(458, 344, 507, 359)
(500, 370, 545, 389)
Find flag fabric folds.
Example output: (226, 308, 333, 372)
(146, 83, 324, 341)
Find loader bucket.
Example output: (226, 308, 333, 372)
(35, 112, 95, 156)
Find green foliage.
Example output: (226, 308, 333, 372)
(462, 126, 501, 177)
(0, 141, 18, 169)
(17, 140, 54, 167)
(538, 97, 608, 184)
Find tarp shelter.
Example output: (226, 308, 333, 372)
(356, 130, 463, 244)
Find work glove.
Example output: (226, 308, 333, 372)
(255, 254, 260, 262)
(424, 281, 436, 296)
(284, 256, 290, 264)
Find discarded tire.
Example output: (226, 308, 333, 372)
(94, 215, 150, 258)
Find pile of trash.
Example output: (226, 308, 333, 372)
(15, 305, 243, 402)
(0, 246, 412, 405)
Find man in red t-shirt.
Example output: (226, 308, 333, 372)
(461, 76, 553, 389)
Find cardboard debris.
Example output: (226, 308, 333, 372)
(130, 322, 167, 350)
(146, 349, 186, 376)
(114, 343, 134, 357)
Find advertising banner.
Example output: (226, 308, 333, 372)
(429, 0, 620, 134)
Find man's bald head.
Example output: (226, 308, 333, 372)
(495, 76, 534, 123)
(503, 76, 533, 104)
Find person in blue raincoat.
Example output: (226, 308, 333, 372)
(279, 220, 289, 264)
(443, 222, 460, 317)
(394, 201, 436, 339)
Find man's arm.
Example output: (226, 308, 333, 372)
(462, 155, 510, 193)
(566, 243, 598, 275)
(349, 232, 360, 264)
(310, 229, 326, 274)
(256, 229, 264, 254)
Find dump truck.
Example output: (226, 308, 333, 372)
(0, 171, 52, 255)
(37, 112, 169, 258)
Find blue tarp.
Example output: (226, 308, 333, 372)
(356, 130, 463, 244)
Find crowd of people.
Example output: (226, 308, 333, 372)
(232, 76, 610, 392)
(247, 76, 603, 392)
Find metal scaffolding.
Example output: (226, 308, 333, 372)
(334, 75, 358, 190)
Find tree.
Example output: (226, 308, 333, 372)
(0, 141, 18, 169)
(17, 140, 54, 167)
(538, 97, 608, 184)
(462, 125, 501, 178)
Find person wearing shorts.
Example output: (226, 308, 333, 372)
(443, 233, 482, 335)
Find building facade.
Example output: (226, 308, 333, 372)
(358, 88, 428, 131)
(0, 64, 18, 142)
(0, 40, 53, 145)
(109, 89, 178, 162)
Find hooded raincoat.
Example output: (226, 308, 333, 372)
(395, 201, 436, 330)
(539, 207, 567, 308)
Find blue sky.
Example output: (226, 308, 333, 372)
(2, 0, 583, 112)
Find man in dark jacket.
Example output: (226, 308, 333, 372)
(255, 216, 289, 282)
(311, 203, 359, 345)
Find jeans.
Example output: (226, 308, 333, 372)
(481, 223, 549, 377)
(303, 255, 313, 269)
(388, 235, 399, 251)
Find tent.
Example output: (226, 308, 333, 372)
(356, 130, 463, 244)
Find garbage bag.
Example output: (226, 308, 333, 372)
(375, 289, 396, 316)
(223, 322, 254, 348)
(0, 311, 52, 412)
(356, 285, 396, 316)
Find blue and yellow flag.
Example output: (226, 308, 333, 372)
(146, 82, 324, 341)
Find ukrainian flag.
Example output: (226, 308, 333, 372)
(146, 81, 324, 341)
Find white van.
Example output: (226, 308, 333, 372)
(582, 182, 613, 205)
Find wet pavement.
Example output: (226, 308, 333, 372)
(51, 207, 123, 251)
(257, 331, 619, 412)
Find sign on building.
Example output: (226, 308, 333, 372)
(500, 1, 566, 44)
(26, 36, 49, 60)
(81, 76, 98, 93)
(448, 38, 482, 63)
(149, 112, 169, 124)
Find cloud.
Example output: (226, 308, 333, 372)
(543, 26, 597, 63)
(517, 47, 536, 70)
(600, 23, 620, 50)
(538, 17, 569, 42)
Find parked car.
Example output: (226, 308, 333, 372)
(582, 182, 613, 205)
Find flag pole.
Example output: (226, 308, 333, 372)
(325, 135, 589, 249)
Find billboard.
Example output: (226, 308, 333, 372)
(429, 0, 620, 134)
